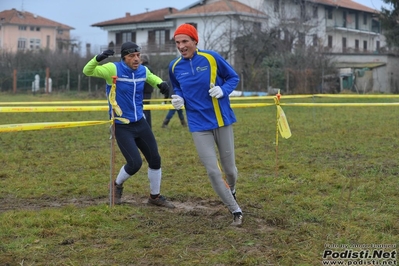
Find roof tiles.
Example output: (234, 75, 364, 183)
(92, 7, 179, 26)
(0, 8, 74, 30)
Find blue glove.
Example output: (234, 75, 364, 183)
(157, 82, 170, 96)
(96, 49, 114, 62)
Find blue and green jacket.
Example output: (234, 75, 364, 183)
(83, 56, 162, 123)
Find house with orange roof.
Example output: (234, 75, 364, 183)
(91, 0, 395, 93)
(0, 8, 75, 53)
(92, 7, 180, 55)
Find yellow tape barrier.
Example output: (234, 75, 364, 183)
(0, 106, 108, 113)
(0, 103, 275, 113)
(0, 100, 108, 105)
(1, 94, 398, 132)
(0, 120, 111, 133)
(282, 102, 399, 107)
(2, 94, 399, 106)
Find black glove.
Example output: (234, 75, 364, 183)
(96, 49, 114, 62)
(157, 82, 170, 96)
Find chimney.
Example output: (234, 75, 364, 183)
(126, 12, 130, 17)
(86, 43, 91, 56)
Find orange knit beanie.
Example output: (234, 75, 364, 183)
(174, 24, 199, 43)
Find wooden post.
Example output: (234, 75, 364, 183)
(13, 69, 17, 93)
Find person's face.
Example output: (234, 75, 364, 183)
(124, 52, 141, 70)
(174, 34, 197, 59)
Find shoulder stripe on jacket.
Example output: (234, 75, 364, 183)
(198, 51, 224, 128)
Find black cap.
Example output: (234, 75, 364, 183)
(121, 42, 141, 58)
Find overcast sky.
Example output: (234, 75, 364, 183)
(1, 0, 389, 51)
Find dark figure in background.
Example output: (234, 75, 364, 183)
(162, 81, 187, 128)
(141, 54, 154, 128)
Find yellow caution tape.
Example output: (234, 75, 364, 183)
(0, 120, 111, 133)
(0, 100, 108, 105)
(0, 106, 108, 113)
(1, 102, 398, 113)
(2, 94, 399, 106)
(312, 94, 399, 98)
(282, 103, 399, 107)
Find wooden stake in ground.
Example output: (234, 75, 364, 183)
(109, 76, 118, 207)
(274, 90, 292, 177)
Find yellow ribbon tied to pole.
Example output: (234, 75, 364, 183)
(274, 90, 291, 139)
(274, 89, 291, 177)
(108, 76, 129, 124)
(109, 76, 123, 117)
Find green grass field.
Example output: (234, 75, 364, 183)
(0, 92, 398, 265)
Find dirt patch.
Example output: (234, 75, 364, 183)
(0, 194, 227, 214)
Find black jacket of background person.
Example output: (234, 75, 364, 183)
(142, 62, 154, 96)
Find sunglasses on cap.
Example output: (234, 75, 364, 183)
(122, 46, 141, 57)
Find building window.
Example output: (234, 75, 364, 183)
(363, 13, 367, 25)
(327, 9, 333, 20)
(155, 30, 166, 45)
(313, 6, 318, 18)
(57, 29, 63, 35)
(372, 19, 380, 33)
(313, 34, 318, 46)
(298, 32, 305, 47)
(122, 32, 132, 43)
(116, 32, 136, 45)
(363, 40, 367, 51)
(300, 4, 306, 20)
(355, 39, 359, 51)
(328, 35, 333, 48)
(187, 22, 197, 29)
(376, 40, 380, 51)
(30, 26, 40, 31)
(18, 25, 27, 31)
(342, 37, 347, 52)
(148, 30, 170, 50)
(274, 0, 279, 12)
(18, 38, 27, 49)
(46, 35, 50, 48)
(30, 38, 41, 49)
(253, 22, 261, 32)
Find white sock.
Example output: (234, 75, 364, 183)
(148, 168, 161, 195)
(115, 166, 130, 185)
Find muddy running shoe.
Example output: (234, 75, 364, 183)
(231, 212, 243, 227)
(148, 195, 175, 209)
(110, 181, 124, 205)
